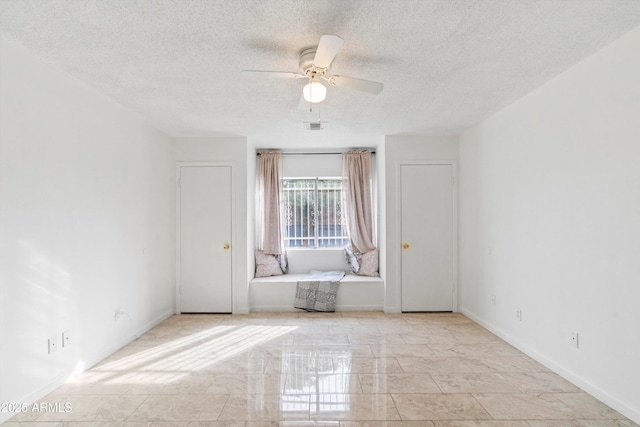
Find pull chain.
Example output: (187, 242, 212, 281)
(309, 78, 313, 112)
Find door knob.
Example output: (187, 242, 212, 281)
(223, 244, 230, 250)
(403, 243, 410, 249)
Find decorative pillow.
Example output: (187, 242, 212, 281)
(344, 247, 379, 276)
(276, 252, 289, 274)
(344, 247, 360, 274)
(255, 250, 284, 277)
(357, 248, 379, 277)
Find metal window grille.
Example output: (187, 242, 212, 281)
(283, 178, 348, 248)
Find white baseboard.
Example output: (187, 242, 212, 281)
(250, 305, 299, 312)
(336, 304, 383, 312)
(249, 305, 384, 313)
(0, 308, 174, 425)
(460, 306, 640, 424)
(88, 308, 175, 369)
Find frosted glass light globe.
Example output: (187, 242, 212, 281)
(303, 81, 327, 103)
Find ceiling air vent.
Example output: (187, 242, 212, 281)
(303, 121, 326, 130)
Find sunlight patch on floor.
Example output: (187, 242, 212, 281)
(76, 324, 297, 385)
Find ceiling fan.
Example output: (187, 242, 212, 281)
(242, 35, 384, 107)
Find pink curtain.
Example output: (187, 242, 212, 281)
(256, 151, 284, 254)
(342, 151, 376, 253)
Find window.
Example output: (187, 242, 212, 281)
(282, 178, 347, 248)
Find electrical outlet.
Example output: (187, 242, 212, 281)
(516, 308, 522, 321)
(62, 330, 71, 348)
(491, 294, 496, 305)
(48, 336, 57, 354)
(570, 332, 579, 348)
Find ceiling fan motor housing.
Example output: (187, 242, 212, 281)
(299, 48, 317, 71)
(299, 48, 328, 81)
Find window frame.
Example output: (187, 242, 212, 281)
(281, 176, 347, 250)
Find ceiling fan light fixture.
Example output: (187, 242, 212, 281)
(303, 81, 327, 103)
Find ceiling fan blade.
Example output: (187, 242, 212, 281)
(313, 35, 344, 68)
(241, 70, 305, 78)
(328, 75, 384, 94)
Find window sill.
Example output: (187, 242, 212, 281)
(285, 247, 346, 252)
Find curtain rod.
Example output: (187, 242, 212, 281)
(257, 151, 375, 156)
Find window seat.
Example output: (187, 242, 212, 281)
(249, 274, 384, 312)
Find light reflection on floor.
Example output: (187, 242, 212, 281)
(63, 316, 360, 418)
(282, 349, 352, 414)
(86, 324, 297, 385)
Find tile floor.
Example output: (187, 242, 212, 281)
(5, 312, 637, 426)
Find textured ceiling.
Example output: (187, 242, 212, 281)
(1, 0, 640, 147)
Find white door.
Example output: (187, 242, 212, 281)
(179, 165, 232, 313)
(400, 163, 455, 312)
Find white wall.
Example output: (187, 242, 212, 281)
(383, 135, 459, 312)
(0, 37, 175, 421)
(376, 142, 386, 287)
(247, 142, 257, 287)
(173, 137, 249, 314)
(459, 26, 640, 422)
(282, 153, 343, 177)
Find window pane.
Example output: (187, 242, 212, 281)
(283, 179, 315, 248)
(282, 178, 347, 249)
(316, 179, 347, 248)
